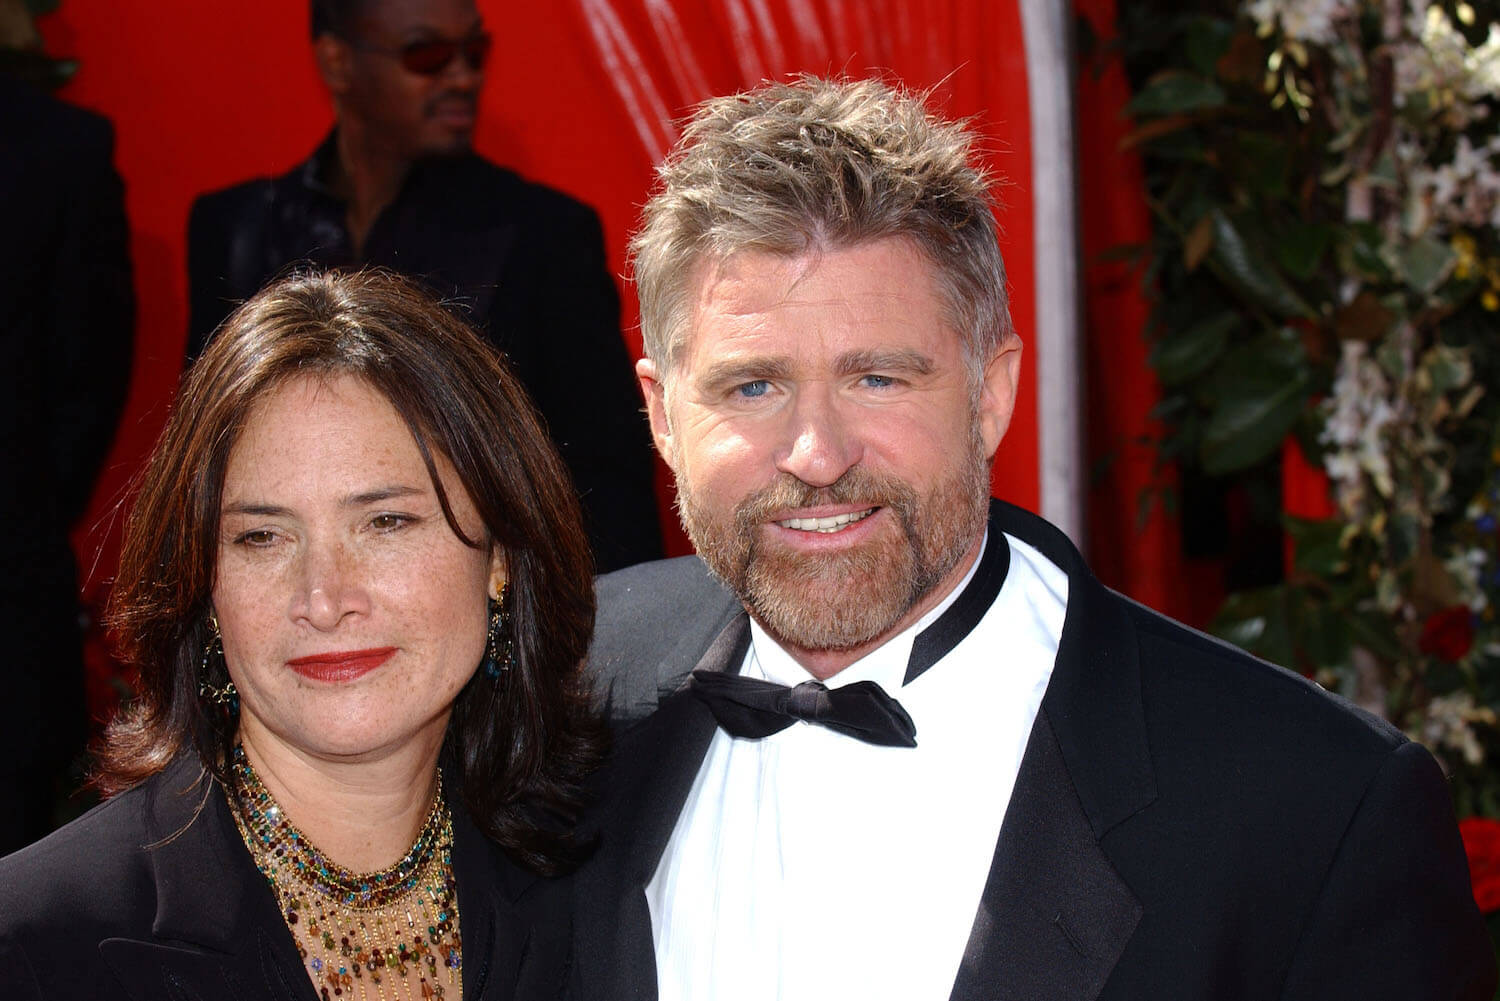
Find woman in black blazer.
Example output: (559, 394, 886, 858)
(0, 269, 604, 1000)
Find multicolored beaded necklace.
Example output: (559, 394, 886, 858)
(228, 745, 463, 1000)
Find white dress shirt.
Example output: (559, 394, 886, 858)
(646, 531, 1069, 1001)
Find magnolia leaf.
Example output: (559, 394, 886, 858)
(1411, 546, 1464, 612)
(1421, 344, 1472, 395)
(1346, 613, 1405, 663)
(1199, 352, 1311, 474)
(1333, 291, 1395, 342)
(1213, 587, 1297, 666)
(1400, 236, 1455, 294)
(1185, 16, 1235, 76)
(1342, 223, 1393, 283)
(1209, 210, 1316, 319)
(1297, 601, 1353, 672)
(1216, 29, 1265, 85)
(1286, 516, 1347, 576)
(1275, 222, 1332, 280)
(1150, 312, 1237, 385)
(1455, 383, 1485, 419)
(1120, 114, 1197, 150)
(1235, 134, 1291, 200)
(1127, 72, 1227, 117)
(1183, 213, 1216, 272)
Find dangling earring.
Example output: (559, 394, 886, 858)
(483, 583, 514, 680)
(198, 615, 239, 712)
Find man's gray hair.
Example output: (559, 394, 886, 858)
(630, 74, 1013, 378)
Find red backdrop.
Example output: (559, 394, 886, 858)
(40, 0, 1041, 587)
(37, 1, 1206, 722)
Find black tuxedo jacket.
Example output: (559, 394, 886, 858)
(0, 754, 570, 1000)
(185, 135, 661, 573)
(570, 500, 1495, 1000)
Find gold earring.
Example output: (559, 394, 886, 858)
(198, 615, 238, 709)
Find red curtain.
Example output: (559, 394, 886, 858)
(37, 1, 1197, 718)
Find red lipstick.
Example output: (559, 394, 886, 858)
(285, 647, 396, 683)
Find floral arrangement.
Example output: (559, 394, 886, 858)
(1113, 0, 1500, 891)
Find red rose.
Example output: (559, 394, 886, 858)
(1460, 817, 1500, 914)
(1420, 606, 1475, 662)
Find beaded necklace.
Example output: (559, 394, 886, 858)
(228, 745, 463, 1001)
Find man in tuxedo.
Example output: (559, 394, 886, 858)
(571, 76, 1496, 1000)
(187, 0, 660, 572)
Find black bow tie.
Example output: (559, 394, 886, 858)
(689, 669, 917, 747)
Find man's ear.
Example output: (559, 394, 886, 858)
(314, 34, 354, 95)
(977, 332, 1024, 459)
(637, 357, 675, 464)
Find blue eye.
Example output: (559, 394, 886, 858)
(736, 380, 771, 398)
(861, 374, 896, 389)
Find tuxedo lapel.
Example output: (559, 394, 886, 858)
(578, 612, 750, 1000)
(949, 712, 1141, 1001)
(97, 757, 310, 1000)
(946, 501, 1159, 1000)
(623, 613, 749, 887)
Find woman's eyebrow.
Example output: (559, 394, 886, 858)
(220, 486, 426, 517)
(342, 485, 426, 507)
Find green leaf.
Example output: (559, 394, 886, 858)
(1127, 72, 1227, 117)
(1296, 601, 1352, 672)
(1213, 587, 1297, 666)
(1150, 312, 1238, 385)
(1388, 512, 1419, 564)
(1399, 235, 1456, 294)
(1422, 344, 1472, 395)
(1346, 613, 1405, 662)
(1275, 222, 1333, 281)
(1199, 343, 1312, 474)
(1285, 516, 1347, 576)
(1184, 17, 1235, 76)
(1209, 210, 1316, 319)
(1234, 134, 1292, 201)
(1345, 223, 1393, 283)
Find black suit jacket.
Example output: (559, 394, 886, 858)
(571, 500, 1496, 1000)
(0, 78, 134, 852)
(0, 754, 571, 1000)
(186, 135, 661, 573)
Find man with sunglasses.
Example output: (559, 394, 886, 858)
(186, 0, 662, 573)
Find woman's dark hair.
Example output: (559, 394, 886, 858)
(99, 268, 604, 875)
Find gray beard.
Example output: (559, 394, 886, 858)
(676, 429, 990, 654)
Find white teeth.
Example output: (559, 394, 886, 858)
(778, 508, 877, 533)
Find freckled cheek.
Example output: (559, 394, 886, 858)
(211, 563, 293, 671)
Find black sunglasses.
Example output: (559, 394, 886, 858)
(352, 32, 492, 76)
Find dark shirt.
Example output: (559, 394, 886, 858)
(187, 134, 662, 572)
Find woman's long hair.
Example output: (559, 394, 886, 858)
(99, 268, 604, 875)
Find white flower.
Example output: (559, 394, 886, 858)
(1248, 0, 1357, 45)
(1322, 341, 1403, 513)
(1407, 134, 1500, 234)
(1421, 691, 1496, 765)
(1445, 546, 1491, 612)
(1395, 6, 1500, 126)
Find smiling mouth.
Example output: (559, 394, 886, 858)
(776, 507, 878, 533)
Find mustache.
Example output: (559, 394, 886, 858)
(733, 467, 917, 527)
